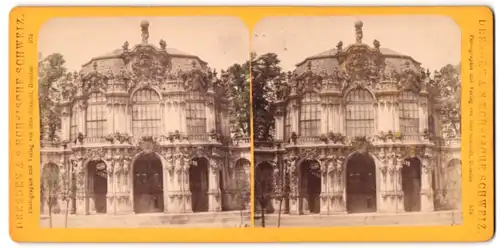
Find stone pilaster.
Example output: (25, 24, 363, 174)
(287, 159, 300, 215)
(319, 160, 329, 214)
(181, 155, 192, 213)
(171, 151, 184, 212)
(394, 153, 405, 212)
(105, 157, 115, 214)
(420, 151, 435, 212)
(162, 150, 174, 213)
(333, 155, 346, 213)
(208, 158, 222, 212)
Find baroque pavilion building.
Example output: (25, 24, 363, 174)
(40, 21, 250, 216)
(254, 21, 462, 217)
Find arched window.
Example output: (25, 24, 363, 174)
(299, 92, 320, 137)
(132, 88, 161, 137)
(70, 104, 78, 141)
(345, 88, 374, 137)
(399, 91, 419, 136)
(284, 104, 292, 140)
(86, 92, 107, 138)
(186, 92, 207, 135)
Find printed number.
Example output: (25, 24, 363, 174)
(469, 204, 474, 215)
(28, 34, 33, 44)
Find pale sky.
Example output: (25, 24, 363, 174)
(39, 16, 250, 72)
(252, 15, 461, 72)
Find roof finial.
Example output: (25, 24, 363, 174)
(355, 21, 363, 44)
(140, 20, 150, 44)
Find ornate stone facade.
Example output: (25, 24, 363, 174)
(40, 21, 251, 215)
(255, 21, 461, 216)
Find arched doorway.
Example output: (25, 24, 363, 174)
(445, 159, 462, 210)
(299, 159, 321, 214)
(133, 153, 164, 213)
(254, 162, 274, 213)
(41, 163, 60, 214)
(402, 157, 422, 212)
(189, 157, 210, 212)
(87, 160, 108, 214)
(346, 153, 377, 213)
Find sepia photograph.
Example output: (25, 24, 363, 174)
(251, 16, 462, 227)
(38, 17, 251, 228)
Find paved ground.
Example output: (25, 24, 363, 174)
(255, 210, 462, 228)
(40, 210, 251, 228)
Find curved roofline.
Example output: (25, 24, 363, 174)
(81, 43, 208, 68)
(295, 47, 422, 68)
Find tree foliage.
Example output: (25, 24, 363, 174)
(431, 63, 461, 139)
(39, 53, 67, 142)
(251, 52, 282, 142)
(226, 61, 251, 139)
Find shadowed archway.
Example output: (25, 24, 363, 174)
(345, 152, 377, 213)
(402, 157, 422, 212)
(299, 159, 321, 214)
(86, 160, 108, 214)
(189, 157, 210, 212)
(133, 153, 164, 213)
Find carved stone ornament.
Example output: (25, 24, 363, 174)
(299, 148, 319, 161)
(294, 62, 322, 94)
(131, 50, 170, 82)
(81, 63, 109, 95)
(396, 61, 423, 92)
(182, 63, 210, 93)
(339, 46, 385, 85)
(138, 136, 159, 154)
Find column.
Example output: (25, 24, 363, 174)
(181, 156, 192, 213)
(420, 157, 435, 211)
(321, 104, 327, 134)
(60, 106, 71, 140)
(170, 152, 183, 212)
(275, 116, 284, 140)
(419, 103, 425, 133)
(164, 103, 172, 134)
(288, 160, 300, 215)
(291, 103, 299, 133)
(106, 160, 115, 214)
(162, 154, 171, 213)
(394, 156, 405, 212)
(73, 159, 86, 214)
(208, 158, 222, 212)
(319, 161, 329, 214)
(173, 102, 180, 132)
(335, 156, 346, 213)
(179, 102, 186, 133)
(394, 103, 400, 132)
(338, 104, 344, 133)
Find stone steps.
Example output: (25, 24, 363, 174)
(40, 211, 251, 228)
(260, 210, 462, 227)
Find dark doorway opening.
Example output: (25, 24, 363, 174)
(300, 160, 321, 214)
(133, 153, 164, 213)
(189, 157, 209, 212)
(88, 160, 108, 214)
(402, 157, 421, 212)
(346, 153, 377, 213)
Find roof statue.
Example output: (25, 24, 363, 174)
(140, 20, 150, 44)
(355, 20, 363, 44)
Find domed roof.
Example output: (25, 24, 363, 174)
(79, 20, 208, 77)
(292, 21, 422, 77)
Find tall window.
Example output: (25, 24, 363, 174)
(284, 105, 292, 140)
(299, 92, 321, 137)
(186, 92, 207, 135)
(399, 91, 419, 135)
(86, 92, 107, 138)
(70, 104, 78, 141)
(132, 88, 161, 137)
(345, 88, 374, 137)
